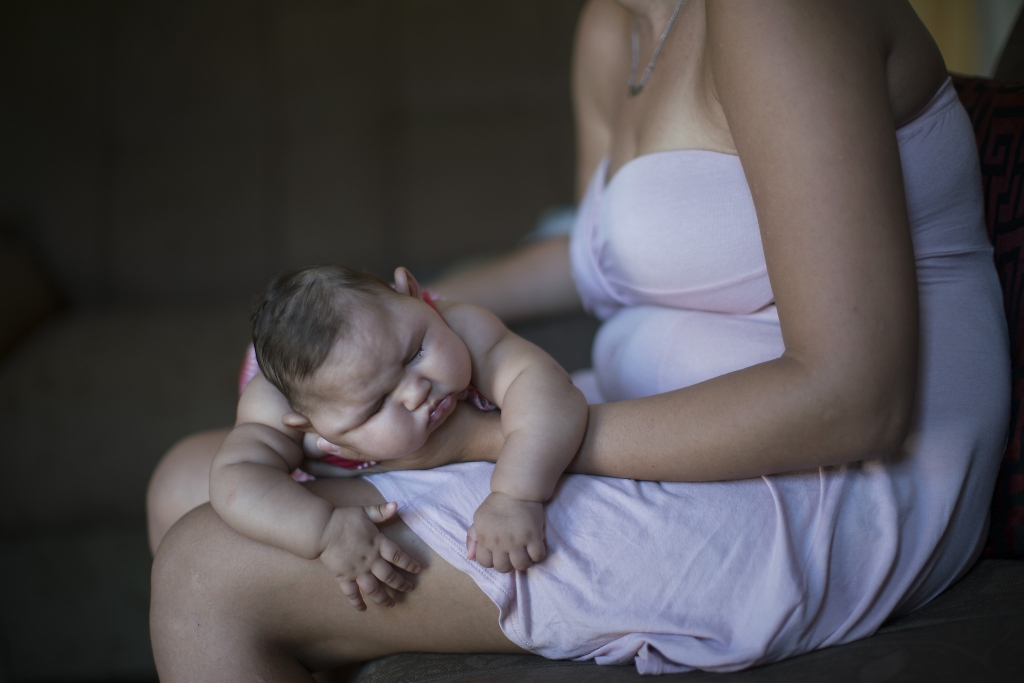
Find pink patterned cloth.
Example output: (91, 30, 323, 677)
(365, 79, 1010, 673)
(237, 344, 260, 396)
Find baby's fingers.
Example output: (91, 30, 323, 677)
(370, 557, 413, 593)
(509, 548, 535, 572)
(337, 578, 367, 612)
(466, 525, 478, 560)
(377, 535, 421, 574)
(355, 573, 395, 608)
(474, 543, 494, 569)
(363, 501, 399, 524)
(527, 539, 547, 564)
(491, 551, 514, 574)
(316, 436, 343, 455)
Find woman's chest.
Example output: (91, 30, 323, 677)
(605, 8, 735, 182)
(575, 153, 775, 316)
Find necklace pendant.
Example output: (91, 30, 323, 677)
(627, 0, 685, 97)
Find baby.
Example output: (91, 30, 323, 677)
(210, 264, 588, 611)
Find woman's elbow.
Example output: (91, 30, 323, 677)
(841, 370, 917, 461)
(866, 390, 915, 457)
(798, 346, 917, 463)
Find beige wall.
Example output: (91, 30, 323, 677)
(910, 0, 1024, 75)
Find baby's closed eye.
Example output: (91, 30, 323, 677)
(406, 344, 425, 366)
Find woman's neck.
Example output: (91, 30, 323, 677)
(615, 0, 688, 70)
(614, 0, 681, 33)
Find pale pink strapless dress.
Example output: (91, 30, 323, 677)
(367, 79, 1010, 674)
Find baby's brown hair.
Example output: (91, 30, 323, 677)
(252, 264, 393, 409)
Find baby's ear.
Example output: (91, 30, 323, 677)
(392, 266, 422, 299)
(282, 412, 313, 431)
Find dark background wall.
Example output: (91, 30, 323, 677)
(0, 0, 583, 307)
(0, 2, 586, 680)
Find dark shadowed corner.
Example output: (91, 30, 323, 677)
(0, 0, 583, 680)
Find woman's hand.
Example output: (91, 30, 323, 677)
(301, 402, 504, 478)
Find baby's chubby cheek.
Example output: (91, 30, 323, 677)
(357, 425, 430, 461)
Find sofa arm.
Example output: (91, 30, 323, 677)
(0, 239, 61, 359)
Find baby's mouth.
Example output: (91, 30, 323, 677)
(428, 394, 454, 424)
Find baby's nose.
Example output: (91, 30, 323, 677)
(401, 377, 431, 411)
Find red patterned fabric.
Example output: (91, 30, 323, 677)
(238, 343, 260, 395)
(457, 385, 498, 412)
(953, 75, 1024, 558)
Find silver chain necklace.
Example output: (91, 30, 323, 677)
(628, 0, 685, 97)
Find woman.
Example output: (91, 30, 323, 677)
(148, 0, 1009, 677)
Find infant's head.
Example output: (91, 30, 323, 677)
(253, 264, 472, 459)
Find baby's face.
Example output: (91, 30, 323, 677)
(297, 292, 472, 460)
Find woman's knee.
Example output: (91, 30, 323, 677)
(150, 504, 222, 674)
(146, 428, 229, 554)
(151, 501, 384, 678)
(150, 504, 285, 679)
(150, 492, 520, 675)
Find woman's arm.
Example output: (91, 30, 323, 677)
(429, 237, 582, 324)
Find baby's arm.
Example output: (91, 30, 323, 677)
(209, 374, 420, 610)
(443, 304, 588, 571)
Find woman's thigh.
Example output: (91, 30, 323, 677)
(150, 477, 524, 682)
(146, 428, 228, 553)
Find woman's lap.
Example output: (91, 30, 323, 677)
(368, 462, 822, 673)
(150, 477, 523, 681)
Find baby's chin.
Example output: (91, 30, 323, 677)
(362, 402, 457, 460)
(365, 432, 431, 462)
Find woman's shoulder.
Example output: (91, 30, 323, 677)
(702, 0, 945, 125)
(572, 0, 630, 196)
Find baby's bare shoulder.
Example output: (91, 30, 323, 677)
(436, 301, 512, 354)
(436, 300, 500, 328)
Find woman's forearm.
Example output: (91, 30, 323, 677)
(568, 354, 913, 482)
(450, 348, 911, 484)
(430, 237, 582, 324)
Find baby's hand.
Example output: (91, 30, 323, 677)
(318, 502, 421, 611)
(467, 492, 546, 573)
